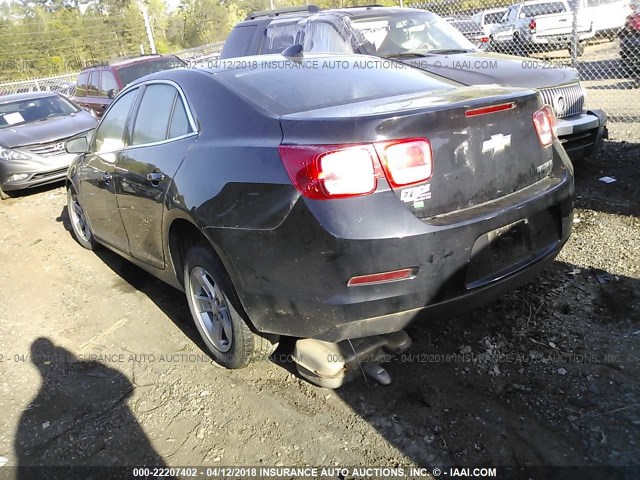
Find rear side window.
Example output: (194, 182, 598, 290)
(221, 25, 257, 58)
(94, 89, 138, 153)
(131, 84, 193, 145)
(215, 59, 456, 115)
(486, 11, 506, 23)
(76, 72, 90, 96)
(168, 98, 191, 138)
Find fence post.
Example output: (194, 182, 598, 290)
(570, 0, 581, 66)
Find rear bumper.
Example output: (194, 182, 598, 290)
(208, 143, 574, 342)
(620, 35, 640, 75)
(556, 109, 607, 161)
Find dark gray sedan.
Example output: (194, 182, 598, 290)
(0, 92, 97, 199)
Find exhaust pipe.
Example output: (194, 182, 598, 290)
(292, 331, 412, 388)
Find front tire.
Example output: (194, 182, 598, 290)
(184, 246, 278, 369)
(67, 187, 98, 250)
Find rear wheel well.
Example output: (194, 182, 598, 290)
(168, 219, 211, 289)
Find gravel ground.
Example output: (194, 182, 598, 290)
(0, 124, 638, 480)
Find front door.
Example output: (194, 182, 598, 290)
(115, 83, 197, 269)
(79, 87, 139, 252)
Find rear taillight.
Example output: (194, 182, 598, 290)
(279, 138, 433, 200)
(278, 144, 380, 199)
(529, 19, 537, 31)
(375, 139, 433, 188)
(627, 13, 640, 32)
(533, 105, 556, 147)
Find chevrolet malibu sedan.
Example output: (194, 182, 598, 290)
(64, 55, 573, 377)
(0, 92, 97, 200)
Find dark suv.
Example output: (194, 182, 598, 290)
(221, 5, 607, 162)
(74, 54, 185, 116)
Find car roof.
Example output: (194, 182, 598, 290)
(241, 6, 433, 25)
(0, 91, 61, 103)
(79, 54, 180, 72)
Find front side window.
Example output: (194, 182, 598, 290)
(303, 22, 353, 53)
(100, 71, 118, 96)
(261, 23, 303, 54)
(94, 89, 137, 153)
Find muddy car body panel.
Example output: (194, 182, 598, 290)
(66, 56, 573, 343)
(0, 92, 97, 194)
(220, 6, 607, 162)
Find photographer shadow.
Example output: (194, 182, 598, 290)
(15, 338, 172, 478)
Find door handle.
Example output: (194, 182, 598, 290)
(146, 171, 165, 185)
(102, 173, 112, 184)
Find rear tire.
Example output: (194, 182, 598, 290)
(569, 42, 585, 57)
(67, 187, 98, 250)
(184, 246, 278, 369)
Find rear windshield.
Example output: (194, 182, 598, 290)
(117, 57, 185, 86)
(0, 95, 79, 129)
(214, 57, 455, 115)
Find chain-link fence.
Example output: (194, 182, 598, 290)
(1, 6, 637, 124)
(410, 0, 639, 123)
(0, 73, 79, 98)
(0, 42, 225, 100)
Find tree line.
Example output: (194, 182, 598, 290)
(0, 0, 503, 82)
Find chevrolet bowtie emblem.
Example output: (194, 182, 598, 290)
(482, 134, 512, 154)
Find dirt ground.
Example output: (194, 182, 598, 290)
(0, 123, 638, 480)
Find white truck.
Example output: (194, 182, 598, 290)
(491, 0, 595, 56)
(570, 0, 633, 37)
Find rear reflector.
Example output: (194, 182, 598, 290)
(465, 102, 516, 117)
(533, 105, 556, 147)
(376, 138, 433, 188)
(347, 268, 416, 287)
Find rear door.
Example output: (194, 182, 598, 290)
(115, 82, 198, 269)
(79, 87, 139, 252)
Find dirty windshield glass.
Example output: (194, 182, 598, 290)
(349, 12, 475, 57)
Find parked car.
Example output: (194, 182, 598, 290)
(620, 6, 640, 80)
(73, 54, 185, 117)
(472, 7, 509, 35)
(490, 0, 594, 56)
(64, 56, 574, 386)
(220, 6, 607, 162)
(570, 0, 633, 38)
(0, 92, 97, 200)
(449, 18, 491, 49)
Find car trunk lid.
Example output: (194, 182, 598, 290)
(279, 86, 553, 220)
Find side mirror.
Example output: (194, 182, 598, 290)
(65, 136, 89, 154)
(107, 88, 118, 99)
(519, 13, 526, 19)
